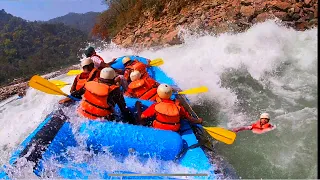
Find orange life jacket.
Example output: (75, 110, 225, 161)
(132, 62, 148, 77)
(77, 81, 118, 120)
(152, 98, 181, 132)
(251, 120, 273, 134)
(75, 68, 99, 91)
(251, 120, 272, 129)
(127, 78, 158, 101)
(124, 60, 149, 81)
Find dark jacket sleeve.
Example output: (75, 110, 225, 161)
(108, 87, 136, 124)
(107, 87, 128, 113)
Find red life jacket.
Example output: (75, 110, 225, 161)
(132, 62, 148, 77)
(251, 120, 273, 134)
(152, 98, 181, 132)
(127, 77, 158, 101)
(75, 68, 100, 91)
(124, 60, 149, 81)
(77, 81, 118, 120)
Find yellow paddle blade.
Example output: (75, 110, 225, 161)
(49, 80, 70, 88)
(67, 70, 82, 76)
(150, 58, 164, 66)
(203, 127, 236, 145)
(28, 75, 68, 96)
(178, 86, 208, 95)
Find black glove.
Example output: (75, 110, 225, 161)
(123, 109, 136, 125)
(70, 88, 85, 99)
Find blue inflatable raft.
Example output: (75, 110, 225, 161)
(0, 56, 237, 179)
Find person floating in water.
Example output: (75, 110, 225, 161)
(232, 113, 275, 134)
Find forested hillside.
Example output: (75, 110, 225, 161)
(0, 9, 89, 85)
(47, 12, 100, 36)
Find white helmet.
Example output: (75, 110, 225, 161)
(260, 113, 270, 120)
(80, 57, 93, 68)
(157, 84, 172, 99)
(100, 67, 116, 80)
(130, 70, 141, 81)
(122, 56, 131, 64)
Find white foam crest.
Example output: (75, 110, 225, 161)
(96, 20, 317, 127)
(0, 74, 75, 163)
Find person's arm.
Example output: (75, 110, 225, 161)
(141, 104, 156, 119)
(154, 81, 160, 87)
(232, 126, 253, 133)
(108, 87, 136, 124)
(146, 59, 151, 68)
(105, 58, 117, 67)
(267, 123, 274, 128)
(99, 61, 108, 68)
(70, 87, 85, 99)
(180, 106, 203, 124)
(124, 87, 134, 97)
(113, 68, 124, 74)
(70, 75, 79, 93)
(108, 87, 127, 112)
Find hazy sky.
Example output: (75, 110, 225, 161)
(0, 0, 107, 21)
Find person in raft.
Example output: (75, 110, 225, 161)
(139, 83, 203, 132)
(59, 58, 100, 105)
(76, 67, 135, 124)
(232, 113, 274, 134)
(84, 46, 117, 70)
(124, 70, 160, 101)
(121, 56, 151, 83)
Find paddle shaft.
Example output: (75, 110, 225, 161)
(34, 81, 80, 101)
(175, 91, 199, 119)
(176, 90, 234, 142)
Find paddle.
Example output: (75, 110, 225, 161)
(67, 70, 82, 76)
(66, 58, 164, 76)
(149, 58, 164, 66)
(203, 127, 236, 145)
(28, 75, 80, 101)
(175, 93, 236, 145)
(49, 80, 71, 88)
(177, 86, 208, 95)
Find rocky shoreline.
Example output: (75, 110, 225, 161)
(112, 0, 317, 48)
(0, 64, 80, 101)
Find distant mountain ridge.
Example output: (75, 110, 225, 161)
(47, 12, 100, 35)
(0, 9, 89, 85)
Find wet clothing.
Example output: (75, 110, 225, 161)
(125, 76, 159, 101)
(77, 81, 118, 120)
(70, 68, 100, 99)
(77, 79, 135, 123)
(90, 54, 105, 69)
(142, 98, 191, 132)
(123, 60, 149, 82)
(250, 120, 273, 134)
(232, 120, 273, 133)
(251, 120, 272, 130)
